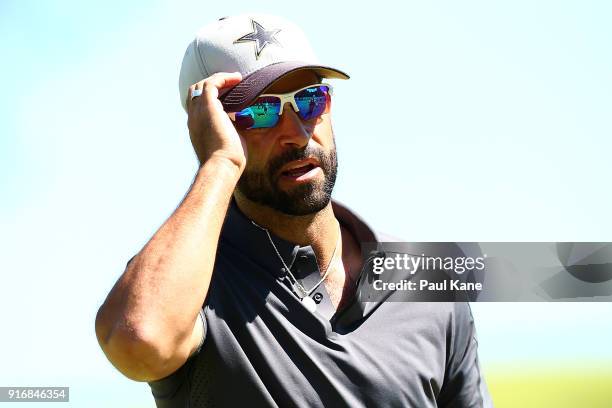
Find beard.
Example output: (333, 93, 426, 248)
(236, 143, 338, 216)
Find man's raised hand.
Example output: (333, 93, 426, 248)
(187, 72, 247, 171)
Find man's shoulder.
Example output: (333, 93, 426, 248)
(332, 200, 405, 247)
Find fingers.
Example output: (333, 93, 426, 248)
(188, 72, 242, 110)
(205, 72, 242, 93)
(187, 81, 203, 111)
(184, 72, 247, 168)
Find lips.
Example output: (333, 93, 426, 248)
(282, 163, 315, 177)
(279, 159, 320, 178)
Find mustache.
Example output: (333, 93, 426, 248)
(267, 146, 327, 177)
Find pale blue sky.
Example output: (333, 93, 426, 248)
(1, 1, 611, 406)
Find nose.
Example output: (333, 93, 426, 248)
(276, 102, 312, 148)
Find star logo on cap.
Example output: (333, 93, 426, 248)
(234, 19, 281, 59)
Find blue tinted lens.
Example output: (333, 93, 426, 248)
(295, 85, 330, 120)
(234, 96, 281, 129)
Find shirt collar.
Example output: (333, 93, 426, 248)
(220, 198, 380, 278)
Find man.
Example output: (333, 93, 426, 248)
(95, 14, 492, 407)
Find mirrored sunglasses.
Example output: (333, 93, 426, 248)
(228, 84, 332, 130)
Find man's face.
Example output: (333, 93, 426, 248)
(235, 70, 338, 216)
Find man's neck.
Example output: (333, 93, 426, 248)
(233, 193, 340, 270)
(233, 193, 366, 309)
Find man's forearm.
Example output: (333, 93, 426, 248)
(95, 157, 241, 380)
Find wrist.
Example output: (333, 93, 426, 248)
(201, 153, 245, 180)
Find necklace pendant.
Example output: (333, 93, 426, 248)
(292, 281, 308, 298)
(301, 295, 317, 313)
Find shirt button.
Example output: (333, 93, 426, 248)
(313, 293, 323, 303)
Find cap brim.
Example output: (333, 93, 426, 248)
(219, 61, 349, 112)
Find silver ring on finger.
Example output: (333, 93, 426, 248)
(191, 89, 203, 100)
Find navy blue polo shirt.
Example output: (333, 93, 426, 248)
(147, 200, 492, 407)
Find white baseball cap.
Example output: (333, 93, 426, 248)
(178, 14, 349, 112)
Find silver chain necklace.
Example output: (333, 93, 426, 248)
(252, 220, 341, 313)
